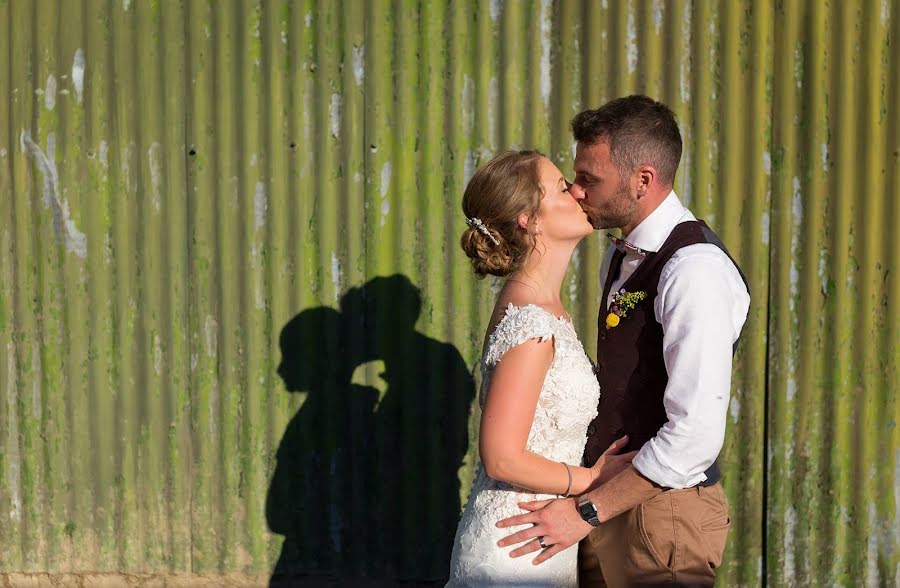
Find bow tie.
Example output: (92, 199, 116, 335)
(606, 233, 650, 257)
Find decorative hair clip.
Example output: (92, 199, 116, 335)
(466, 216, 500, 246)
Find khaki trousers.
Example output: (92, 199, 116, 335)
(577, 483, 730, 587)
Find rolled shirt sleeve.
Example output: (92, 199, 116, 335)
(631, 244, 751, 489)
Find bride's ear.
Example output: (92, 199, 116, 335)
(516, 213, 530, 231)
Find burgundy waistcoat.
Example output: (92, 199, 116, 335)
(582, 220, 749, 486)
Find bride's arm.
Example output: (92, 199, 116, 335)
(479, 337, 598, 496)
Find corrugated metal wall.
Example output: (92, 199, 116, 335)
(0, 0, 896, 585)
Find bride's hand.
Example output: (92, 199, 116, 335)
(589, 435, 637, 486)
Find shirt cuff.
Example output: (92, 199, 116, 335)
(632, 442, 708, 489)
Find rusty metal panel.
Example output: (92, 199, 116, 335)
(0, 0, 896, 585)
(767, 0, 900, 585)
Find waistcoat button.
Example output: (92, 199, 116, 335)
(587, 425, 597, 436)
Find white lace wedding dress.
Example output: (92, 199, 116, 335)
(446, 304, 601, 587)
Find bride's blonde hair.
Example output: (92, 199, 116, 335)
(460, 150, 544, 278)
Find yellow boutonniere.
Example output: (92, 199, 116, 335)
(605, 290, 647, 329)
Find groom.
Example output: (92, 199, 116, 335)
(497, 95, 750, 586)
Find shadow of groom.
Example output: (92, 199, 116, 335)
(267, 275, 475, 585)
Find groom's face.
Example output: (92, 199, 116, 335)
(571, 142, 639, 230)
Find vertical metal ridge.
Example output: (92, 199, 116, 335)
(0, 0, 14, 566)
(767, 0, 798, 581)
(884, 2, 900, 582)
(829, 0, 859, 580)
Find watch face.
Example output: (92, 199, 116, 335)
(577, 499, 601, 526)
(578, 499, 596, 518)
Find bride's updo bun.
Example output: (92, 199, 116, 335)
(461, 150, 545, 279)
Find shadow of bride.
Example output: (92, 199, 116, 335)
(267, 275, 475, 585)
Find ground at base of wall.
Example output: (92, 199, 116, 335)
(0, 573, 446, 588)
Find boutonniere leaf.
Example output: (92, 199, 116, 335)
(605, 289, 647, 329)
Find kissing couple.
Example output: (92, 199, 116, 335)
(445, 95, 750, 587)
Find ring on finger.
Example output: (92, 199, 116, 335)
(538, 536, 550, 549)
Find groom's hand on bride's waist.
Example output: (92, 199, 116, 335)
(495, 497, 591, 564)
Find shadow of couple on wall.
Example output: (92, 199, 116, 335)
(267, 274, 475, 586)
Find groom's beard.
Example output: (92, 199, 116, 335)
(582, 180, 639, 230)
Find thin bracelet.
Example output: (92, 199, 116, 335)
(562, 463, 573, 497)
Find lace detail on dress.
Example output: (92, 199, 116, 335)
(446, 304, 601, 587)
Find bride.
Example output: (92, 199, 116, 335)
(446, 151, 634, 587)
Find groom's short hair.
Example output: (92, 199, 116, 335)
(571, 95, 682, 185)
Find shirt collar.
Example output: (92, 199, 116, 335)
(623, 191, 688, 253)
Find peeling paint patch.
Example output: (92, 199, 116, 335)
(252, 245, 266, 310)
(123, 0, 132, 11)
(784, 505, 796, 577)
(728, 394, 740, 421)
(380, 161, 391, 198)
(818, 253, 827, 295)
(380, 199, 390, 228)
(254, 181, 267, 230)
(762, 151, 771, 176)
(894, 451, 900, 548)
(99, 140, 108, 168)
(463, 150, 476, 187)
(6, 344, 21, 522)
(380, 161, 392, 228)
(250, 153, 258, 166)
(866, 502, 878, 586)
(680, 2, 692, 103)
(0, 148, 6, 158)
(790, 177, 802, 306)
(462, 75, 474, 132)
(72, 49, 85, 103)
(882, 0, 890, 24)
(489, 0, 502, 21)
(330, 92, 341, 138)
(490, 276, 503, 296)
(204, 315, 218, 357)
(305, 11, 312, 27)
(820, 142, 828, 172)
(626, 10, 638, 73)
(45, 74, 57, 110)
(539, 0, 552, 107)
(786, 373, 797, 403)
(331, 251, 343, 302)
(148, 142, 163, 213)
(153, 334, 163, 376)
(104, 232, 112, 266)
(652, 0, 664, 30)
(121, 142, 136, 194)
(352, 45, 364, 86)
(761, 211, 770, 245)
(20, 130, 88, 258)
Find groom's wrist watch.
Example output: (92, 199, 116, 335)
(576, 496, 602, 527)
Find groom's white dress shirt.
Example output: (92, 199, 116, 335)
(599, 191, 751, 489)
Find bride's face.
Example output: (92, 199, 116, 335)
(533, 157, 594, 242)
